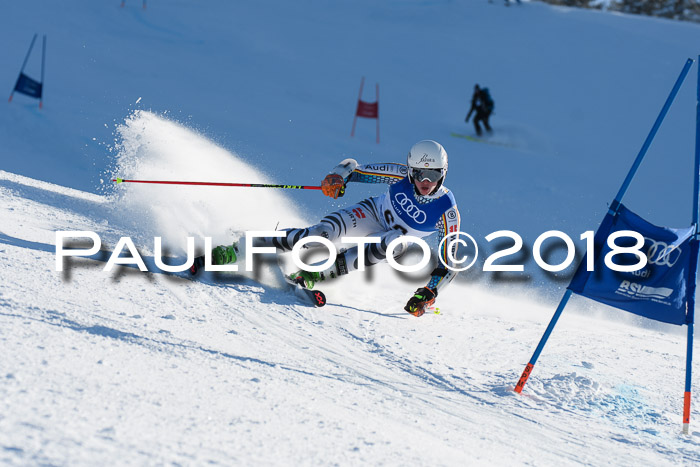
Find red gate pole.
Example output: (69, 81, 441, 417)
(376, 83, 380, 144)
(351, 77, 365, 138)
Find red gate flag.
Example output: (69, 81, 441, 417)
(356, 100, 378, 118)
(350, 77, 380, 143)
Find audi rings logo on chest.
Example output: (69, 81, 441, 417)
(393, 192, 427, 224)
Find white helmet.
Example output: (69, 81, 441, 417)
(406, 140, 448, 194)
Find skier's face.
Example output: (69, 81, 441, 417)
(415, 179, 438, 196)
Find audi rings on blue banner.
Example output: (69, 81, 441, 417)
(643, 237, 683, 268)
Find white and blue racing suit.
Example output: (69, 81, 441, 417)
(262, 159, 461, 295)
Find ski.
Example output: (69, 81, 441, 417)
(283, 275, 327, 307)
(450, 132, 516, 148)
(190, 253, 326, 307)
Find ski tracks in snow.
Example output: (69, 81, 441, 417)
(3, 170, 700, 464)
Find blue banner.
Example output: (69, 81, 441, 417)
(14, 72, 42, 99)
(569, 204, 694, 325)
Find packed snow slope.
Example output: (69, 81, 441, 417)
(2, 165, 700, 465)
(2, 0, 700, 465)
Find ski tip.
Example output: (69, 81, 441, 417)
(113, 178, 123, 184)
(312, 290, 326, 307)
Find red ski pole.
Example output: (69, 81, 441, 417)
(112, 178, 322, 190)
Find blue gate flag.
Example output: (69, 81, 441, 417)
(13, 72, 42, 99)
(569, 204, 694, 325)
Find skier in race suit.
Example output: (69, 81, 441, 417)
(199, 140, 461, 317)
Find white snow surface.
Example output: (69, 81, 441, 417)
(2, 0, 700, 464)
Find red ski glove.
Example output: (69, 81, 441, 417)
(404, 287, 437, 317)
(321, 174, 346, 199)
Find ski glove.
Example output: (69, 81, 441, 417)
(321, 174, 346, 199)
(404, 287, 437, 317)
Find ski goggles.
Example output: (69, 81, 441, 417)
(410, 167, 444, 183)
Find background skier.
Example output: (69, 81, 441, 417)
(465, 84, 494, 137)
